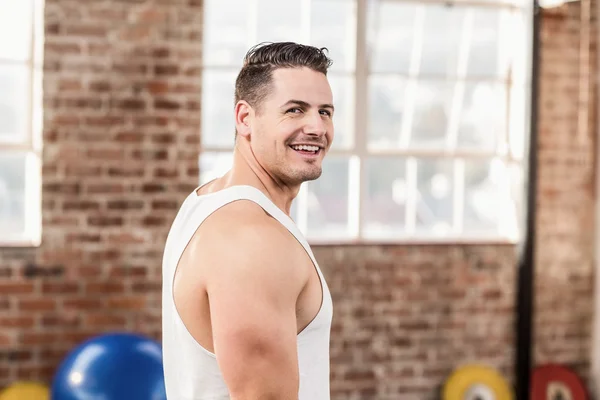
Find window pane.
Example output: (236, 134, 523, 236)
(305, 156, 352, 239)
(0, 64, 30, 143)
(466, 8, 508, 79)
(199, 152, 233, 185)
(415, 158, 454, 235)
(420, 5, 464, 77)
(328, 73, 354, 150)
(410, 81, 452, 149)
(363, 157, 407, 239)
(457, 82, 506, 152)
(0, 0, 32, 62)
(367, 75, 407, 149)
(0, 151, 28, 239)
(370, 79, 453, 150)
(367, 2, 417, 74)
(311, 0, 357, 73)
(463, 158, 518, 237)
(257, 0, 303, 43)
(201, 70, 237, 149)
(203, 0, 251, 67)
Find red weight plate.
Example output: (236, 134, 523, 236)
(531, 364, 588, 400)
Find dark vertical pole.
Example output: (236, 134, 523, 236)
(515, 1, 542, 399)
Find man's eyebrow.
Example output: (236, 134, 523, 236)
(281, 99, 335, 111)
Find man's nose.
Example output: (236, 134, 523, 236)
(304, 111, 327, 136)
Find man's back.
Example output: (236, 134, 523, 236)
(161, 184, 333, 399)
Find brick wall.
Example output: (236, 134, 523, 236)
(315, 245, 518, 399)
(0, 1, 597, 399)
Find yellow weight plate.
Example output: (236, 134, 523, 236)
(443, 364, 513, 400)
(0, 381, 49, 400)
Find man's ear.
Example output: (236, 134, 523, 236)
(234, 100, 253, 138)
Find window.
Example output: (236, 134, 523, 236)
(0, 0, 44, 246)
(200, 0, 533, 243)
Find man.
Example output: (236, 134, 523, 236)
(161, 42, 335, 400)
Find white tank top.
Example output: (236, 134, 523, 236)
(161, 185, 334, 400)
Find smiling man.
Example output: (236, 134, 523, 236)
(161, 42, 335, 400)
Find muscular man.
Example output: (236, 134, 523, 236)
(161, 42, 335, 399)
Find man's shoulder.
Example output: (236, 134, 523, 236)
(190, 199, 306, 286)
(193, 198, 296, 257)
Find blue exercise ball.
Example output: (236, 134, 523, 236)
(51, 332, 166, 400)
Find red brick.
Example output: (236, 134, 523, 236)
(154, 98, 181, 110)
(107, 296, 147, 310)
(45, 41, 82, 55)
(107, 166, 145, 178)
(106, 233, 146, 245)
(86, 282, 125, 294)
(108, 266, 147, 278)
(58, 78, 83, 91)
(154, 64, 179, 76)
(21, 333, 61, 346)
(130, 149, 169, 160)
(64, 165, 102, 178)
(107, 199, 144, 210)
(64, 24, 108, 38)
(115, 131, 144, 143)
(141, 216, 167, 227)
(73, 266, 103, 278)
(154, 167, 179, 178)
(132, 281, 161, 293)
(0, 317, 35, 329)
(0, 282, 35, 295)
(88, 215, 123, 227)
(85, 116, 126, 127)
(89, 80, 111, 92)
(42, 281, 79, 294)
(63, 200, 101, 211)
(86, 183, 125, 194)
(152, 200, 179, 210)
(142, 183, 167, 193)
(40, 313, 81, 328)
(86, 313, 127, 328)
(148, 80, 169, 94)
(63, 298, 103, 311)
(18, 299, 57, 312)
(86, 148, 125, 160)
(0, 333, 11, 346)
(111, 98, 147, 111)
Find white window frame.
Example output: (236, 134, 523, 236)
(0, 0, 44, 247)
(200, 0, 534, 245)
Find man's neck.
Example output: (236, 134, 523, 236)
(216, 147, 300, 216)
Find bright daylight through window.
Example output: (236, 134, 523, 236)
(200, 0, 532, 243)
(0, 0, 44, 246)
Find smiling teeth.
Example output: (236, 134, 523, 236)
(292, 145, 319, 152)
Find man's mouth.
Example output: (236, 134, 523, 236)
(289, 144, 322, 156)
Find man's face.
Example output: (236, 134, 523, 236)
(248, 67, 334, 186)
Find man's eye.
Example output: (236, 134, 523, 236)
(320, 110, 332, 117)
(287, 108, 302, 114)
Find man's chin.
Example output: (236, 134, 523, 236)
(286, 169, 322, 185)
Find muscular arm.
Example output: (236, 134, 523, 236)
(200, 204, 306, 400)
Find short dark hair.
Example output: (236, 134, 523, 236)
(234, 42, 333, 116)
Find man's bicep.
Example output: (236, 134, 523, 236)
(205, 246, 301, 396)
